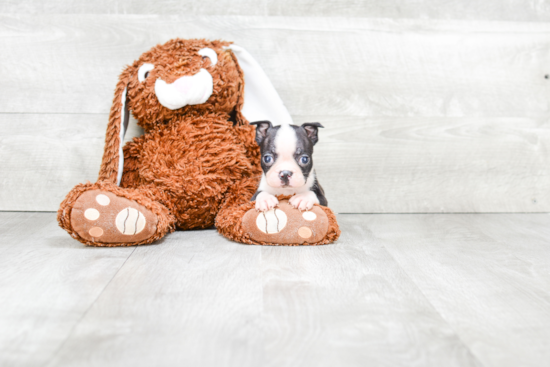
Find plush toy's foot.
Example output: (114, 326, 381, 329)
(58, 181, 175, 246)
(69, 190, 159, 245)
(242, 200, 331, 245)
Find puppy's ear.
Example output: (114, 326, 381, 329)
(250, 120, 273, 145)
(301, 122, 324, 145)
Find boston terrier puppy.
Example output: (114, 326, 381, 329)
(250, 121, 327, 212)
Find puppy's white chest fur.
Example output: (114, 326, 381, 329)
(255, 174, 319, 212)
(258, 172, 316, 196)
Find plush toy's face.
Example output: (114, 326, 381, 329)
(123, 39, 242, 129)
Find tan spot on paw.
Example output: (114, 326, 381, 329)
(298, 227, 312, 239)
(89, 227, 104, 237)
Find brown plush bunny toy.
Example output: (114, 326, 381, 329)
(58, 38, 340, 246)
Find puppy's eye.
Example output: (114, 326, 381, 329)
(138, 63, 154, 82)
(263, 155, 273, 164)
(198, 47, 218, 66)
(300, 156, 310, 165)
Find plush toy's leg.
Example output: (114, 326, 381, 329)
(215, 177, 260, 241)
(58, 181, 175, 247)
(215, 179, 341, 246)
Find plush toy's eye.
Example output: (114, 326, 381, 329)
(138, 63, 154, 82)
(300, 156, 310, 165)
(263, 155, 273, 164)
(198, 47, 218, 66)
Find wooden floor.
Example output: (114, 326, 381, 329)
(1, 212, 549, 367)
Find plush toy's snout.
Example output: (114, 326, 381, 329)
(154, 68, 214, 110)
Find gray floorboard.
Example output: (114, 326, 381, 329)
(259, 220, 481, 367)
(0, 213, 135, 367)
(1, 213, 550, 366)
(364, 213, 550, 367)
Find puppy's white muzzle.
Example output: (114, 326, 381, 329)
(154, 69, 213, 110)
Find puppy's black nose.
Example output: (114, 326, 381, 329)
(279, 170, 293, 183)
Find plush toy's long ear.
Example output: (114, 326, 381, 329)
(226, 45, 293, 126)
(97, 72, 131, 185)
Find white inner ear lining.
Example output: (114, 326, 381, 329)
(116, 87, 127, 186)
(223, 44, 293, 126)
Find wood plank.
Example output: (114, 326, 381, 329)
(0, 212, 134, 367)
(314, 116, 550, 213)
(0, 15, 549, 117)
(44, 215, 481, 367)
(1, 0, 549, 22)
(267, 0, 550, 21)
(46, 228, 264, 367)
(260, 215, 482, 367)
(0, 0, 269, 16)
(2, 114, 548, 213)
(365, 213, 550, 367)
(2, 212, 550, 366)
(0, 113, 142, 212)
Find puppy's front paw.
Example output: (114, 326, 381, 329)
(255, 193, 279, 212)
(289, 192, 319, 211)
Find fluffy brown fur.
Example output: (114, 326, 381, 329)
(57, 38, 339, 247)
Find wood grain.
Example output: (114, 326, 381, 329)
(44, 215, 482, 367)
(1, 15, 548, 213)
(1, 0, 549, 22)
(313, 116, 550, 213)
(0, 212, 134, 367)
(46, 227, 264, 367)
(0, 113, 142, 212)
(2, 114, 548, 213)
(2, 213, 550, 366)
(0, 15, 549, 118)
(365, 213, 550, 367)
(267, 0, 550, 21)
(260, 217, 482, 367)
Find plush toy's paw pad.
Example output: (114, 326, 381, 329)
(242, 200, 329, 245)
(70, 190, 157, 244)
